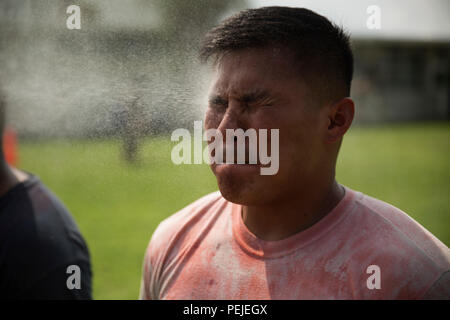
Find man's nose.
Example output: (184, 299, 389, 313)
(216, 104, 247, 137)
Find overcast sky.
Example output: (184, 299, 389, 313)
(250, 0, 450, 41)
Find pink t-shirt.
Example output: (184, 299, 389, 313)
(140, 186, 450, 299)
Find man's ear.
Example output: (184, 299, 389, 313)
(325, 97, 354, 144)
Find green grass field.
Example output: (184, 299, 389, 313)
(18, 122, 450, 299)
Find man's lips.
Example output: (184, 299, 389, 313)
(212, 163, 261, 175)
(211, 143, 262, 165)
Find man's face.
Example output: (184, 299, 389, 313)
(204, 47, 330, 206)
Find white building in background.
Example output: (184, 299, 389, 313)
(351, 39, 449, 123)
(253, 0, 450, 123)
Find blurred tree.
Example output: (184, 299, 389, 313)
(122, 96, 145, 163)
(147, 0, 247, 51)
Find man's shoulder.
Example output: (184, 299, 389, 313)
(350, 188, 449, 259)
(23, 176, 89, 254)
(334, 187, 449, 298)
(159, 191, 224, 230)
(149, 191, 226, 250)
(354, 189, 448, 263)
(347, 187, 450, 276)
(0, 174, 91, 297)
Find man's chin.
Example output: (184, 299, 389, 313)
(212, 165, 269, 205)
(218, 187, 253, 205)
(213, 163, 261, 176)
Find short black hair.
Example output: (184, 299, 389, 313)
(200, 6, 353, 101)
(0, 89, 5, 158)
(0, 89, 5, 135)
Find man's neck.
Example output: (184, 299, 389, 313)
(0, 162, 28, 198)
(241, 179, 345, 241)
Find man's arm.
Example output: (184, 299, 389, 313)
(139, 247, 153, 300)
(422, 270, 450, 300)
(21, 260, 92, 300)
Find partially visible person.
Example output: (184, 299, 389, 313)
(0, 91, 92, 299)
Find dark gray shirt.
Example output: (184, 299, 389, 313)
(0, 174, 92, 299)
